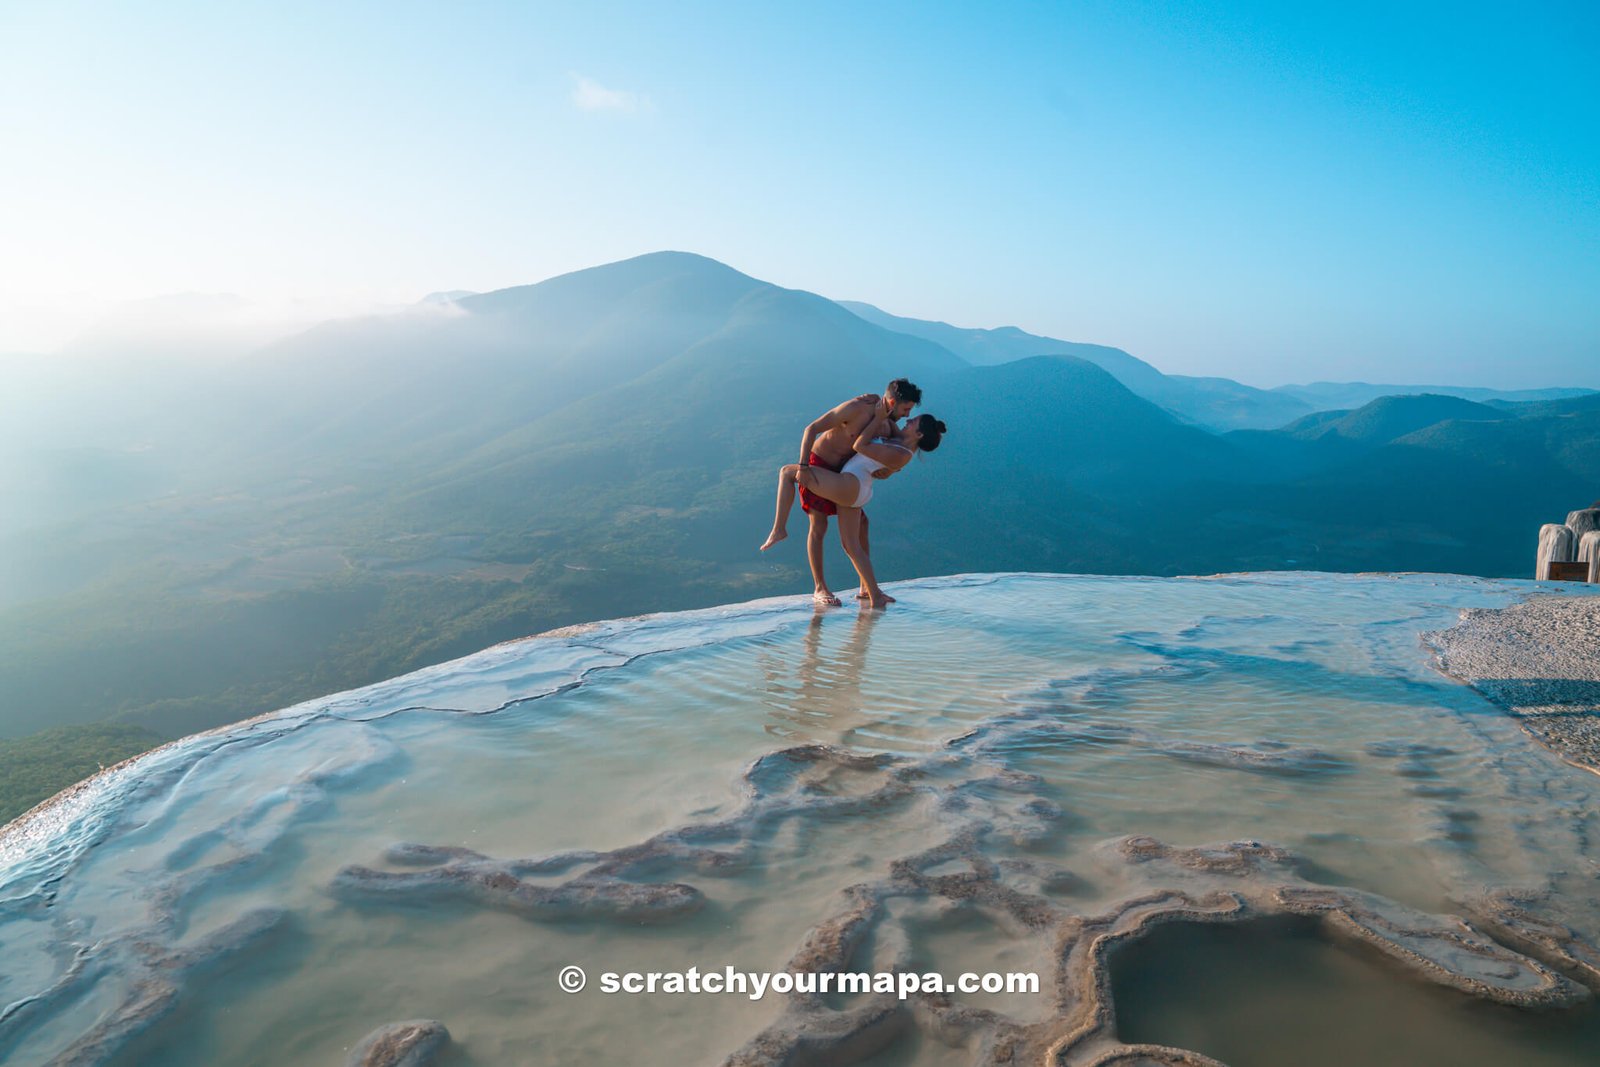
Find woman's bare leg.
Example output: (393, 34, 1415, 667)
(761, 465, 803, 550)
(852, 514, 895, 602)
(837, 508, 889, 608)
(797, 465, 865, 508)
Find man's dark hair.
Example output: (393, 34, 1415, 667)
(887, 378, 922, 405)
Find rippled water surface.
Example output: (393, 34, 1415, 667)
(3, 573, 1599, 1066)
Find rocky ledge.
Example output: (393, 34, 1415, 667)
(1427, 593, 1600, 774)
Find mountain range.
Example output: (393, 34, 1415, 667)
(836, 299, 1590, 431)
(2, 250, 1596, 822)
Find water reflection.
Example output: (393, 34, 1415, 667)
(761, 608, 882, 746)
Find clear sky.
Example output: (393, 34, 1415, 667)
(2, 0, 1595, 387)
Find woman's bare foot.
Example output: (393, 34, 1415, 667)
(856, 589, 896, 603)
(813, 589, 842, 607)
(760, 529, 787, 551)
(865, 589, 891, 609)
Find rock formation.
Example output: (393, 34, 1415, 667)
(1581, 531, 1600, 583)
(1537, 523, 1577, 580)
(345, 1020, 450, 1067)
(1567, 509, 1600, 542)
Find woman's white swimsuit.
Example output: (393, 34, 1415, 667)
(840, 440, 910, 507)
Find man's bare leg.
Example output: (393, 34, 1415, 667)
(807, 510, 840, 605)
(760, 465, 802, 551)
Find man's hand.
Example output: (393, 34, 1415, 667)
(871, 468, 894, 480)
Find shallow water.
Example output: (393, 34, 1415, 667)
(1112, 917, 1600, 1066)
(2, 572, 1599, 1065)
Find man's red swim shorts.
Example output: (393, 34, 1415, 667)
(799, 453, 843, 517)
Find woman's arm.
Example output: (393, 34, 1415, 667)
(852, 417, 912, 471)
(855, 440, 912, 471)
(852, 413, 890, 454)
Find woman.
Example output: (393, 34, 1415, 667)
(761, 412, 946, 608)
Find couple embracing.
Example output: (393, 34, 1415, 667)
(760, 378, 946, 608)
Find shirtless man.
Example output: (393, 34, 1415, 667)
(778, 378, 921, 605)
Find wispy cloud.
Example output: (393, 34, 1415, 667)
(570, 74, 653, 114)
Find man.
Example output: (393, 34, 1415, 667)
(795, 378, 921, 605)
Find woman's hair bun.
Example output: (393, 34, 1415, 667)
(935, 419, 947, 434)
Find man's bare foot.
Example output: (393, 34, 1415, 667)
(855, 589, 896, 603)
(813, 589, 842, 607)
(865, 590, 891, 609)
(760, 529, 787, 551)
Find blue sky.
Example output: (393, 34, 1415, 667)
(1, 0, 1594, 386)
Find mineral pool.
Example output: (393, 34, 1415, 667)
(4, 573, 1600, 1066)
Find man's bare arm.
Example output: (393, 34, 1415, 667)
(799, 405, 848, 463)
(799, 395, 878, 463)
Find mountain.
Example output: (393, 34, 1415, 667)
(1188, 391, 1600, 573)
(838, 299, 1162, 376)
(1157, 373, 1313, 432)
(1486, 392, 1600, 419)
(837, 300, 1311, 432)
(1249, 405, 1600, 572)
(1226, 393, 1535, 481)
(1274, 381, 1596, 410)
(220, 253, 964, 469)
(1286, 394, 1508, 445)
(928, 356, 1234, 487)
(399, 277, 964, 507)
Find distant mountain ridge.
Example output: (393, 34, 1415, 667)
(838, 300, 1595, 433)
(1282, 394, 1508, 444)
(1274, 381, 1595, 410)
(838, 299, 1311, 432)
